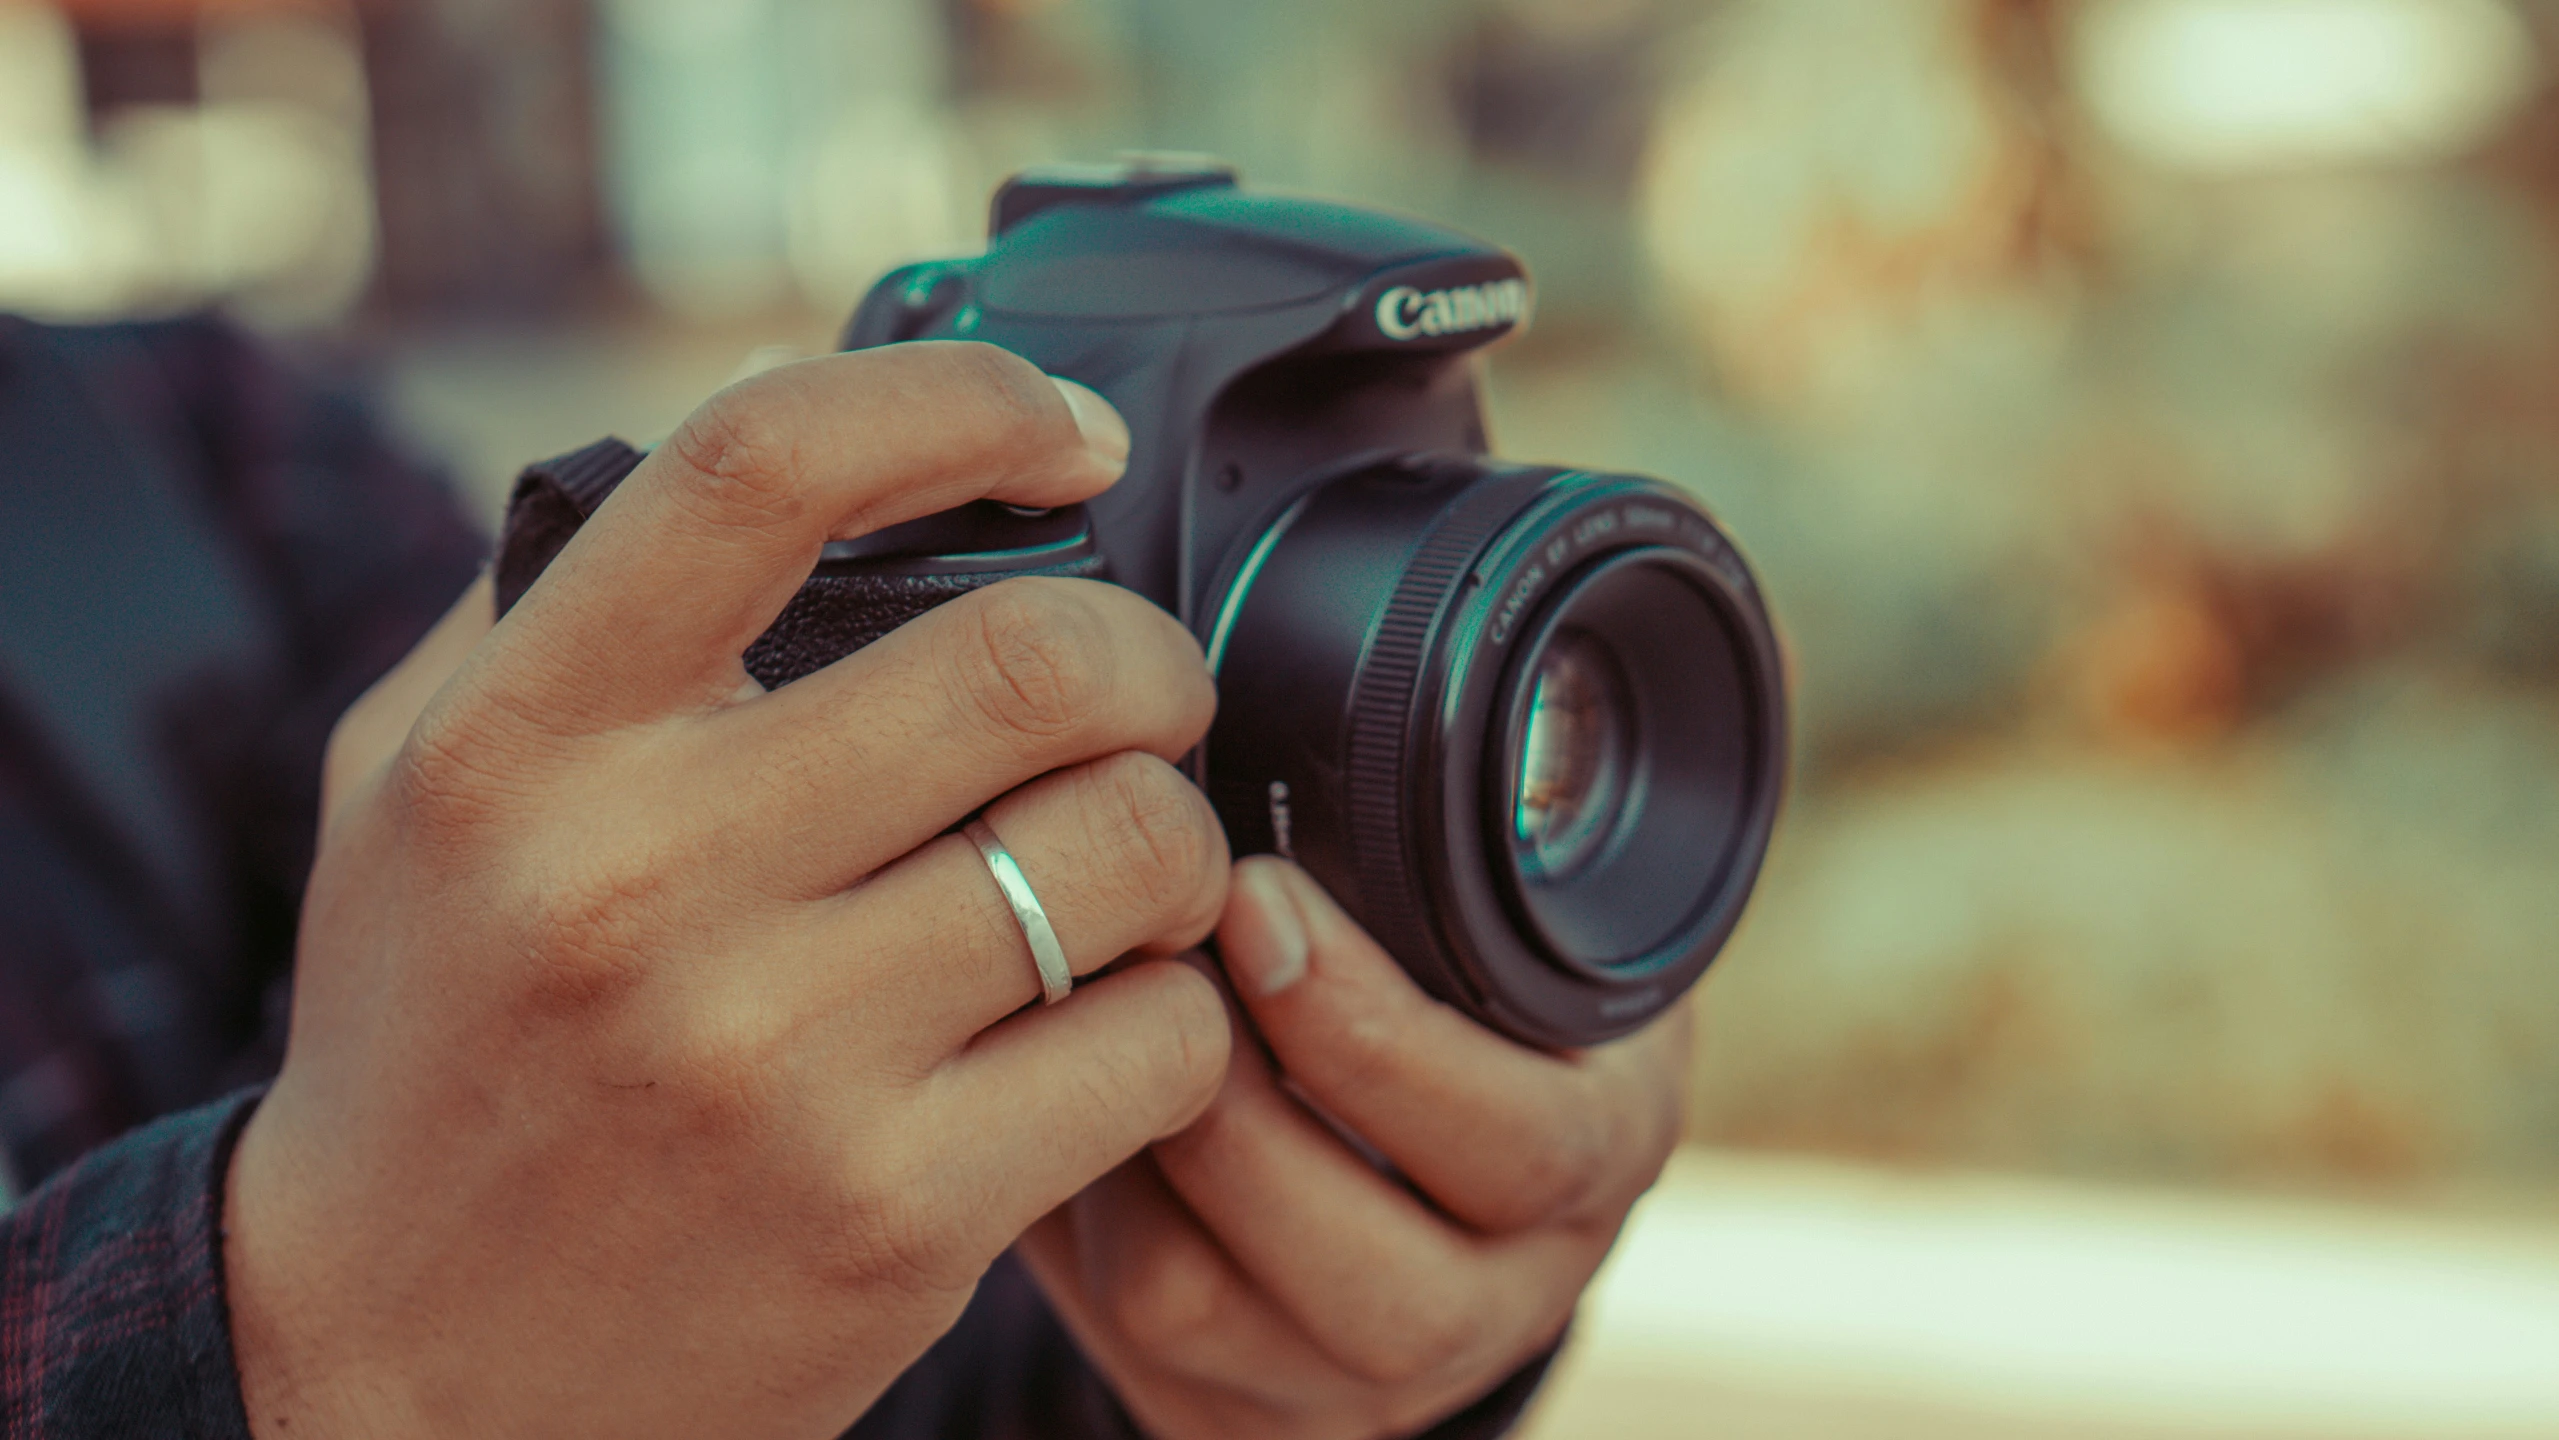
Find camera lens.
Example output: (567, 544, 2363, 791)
(1202, 457, 1785, 1048)
(1511, 631, 1632, 880)
(1488, 548, 1759, 981)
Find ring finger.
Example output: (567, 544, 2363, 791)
(812, 749, 1231, 1059)
(699, 576, 1217, 900)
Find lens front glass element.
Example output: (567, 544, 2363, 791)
(1492, 549, 1758, 976)
(1513, 631, 1632, 879)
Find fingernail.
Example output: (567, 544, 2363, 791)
(1234, 862, 1309, 996)
(1050, 376, 1130, 466)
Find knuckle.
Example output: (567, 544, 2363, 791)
(815, 1172, 966, 1301)
(660, 997, 786, 1098)
(651, 1013, 979, 1297)
(1108, 1241, 1232, 1357)
(1346, 1291, 1482, 1389)
(506, 851, 668, 1016)
(1323, 1006, 1411, 1100)
(1632, 1054, 1687, 1170)
(1490, 1119, 1605, 1232)
(935, 341, 1063, 459)
(1622, 1067, 1690, 1207)
(1159, 964, 1233, 1091)
(663, 380, 809, 527)
(958, 581, 1114, 742)
(1084, 753, 1223, 920)
(385, 704, 526, 840)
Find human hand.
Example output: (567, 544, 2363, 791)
(1018, 858, 1691, 1439)
(225, 343, 1237, 1440)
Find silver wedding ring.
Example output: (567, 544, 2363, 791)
(962, 817, 1073, 1005)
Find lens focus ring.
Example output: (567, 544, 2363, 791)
(1337, 469, 1545, 989)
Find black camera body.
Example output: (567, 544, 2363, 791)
(811, 160, 1787, 1048)
(501, 163, 1782, 1044)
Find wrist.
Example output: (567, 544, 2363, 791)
(223, 1097, 430, 1440)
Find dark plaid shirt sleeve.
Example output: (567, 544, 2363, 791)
(0, 1089, 261, 1440)
(0, 1092, 1552, 1440)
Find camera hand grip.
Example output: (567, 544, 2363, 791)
(494, 439, 1105, 691)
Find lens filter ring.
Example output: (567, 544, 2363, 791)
(1480, 545, 1767, 982)
(1408, 472, 1787, 1045)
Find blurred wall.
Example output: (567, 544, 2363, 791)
(4, 0, 2556, 1206)
(362, 0, 607, 316)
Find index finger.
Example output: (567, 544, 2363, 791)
(475, 342, 1127, 734)
(319, 572, 493, 841)
(1218, 859, 1691, 1236)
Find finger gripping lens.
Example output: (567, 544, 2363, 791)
(504, 162, 1788, 1049)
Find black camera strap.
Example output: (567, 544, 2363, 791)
(492, 436, 646, 616)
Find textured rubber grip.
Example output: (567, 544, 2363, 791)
(493, 438, 1104, 691)
(738, 559, 1105, 689)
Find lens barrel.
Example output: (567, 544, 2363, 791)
(1202, 456, 1785, 1047)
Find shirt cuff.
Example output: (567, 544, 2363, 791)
(0, 1087, 264, 1439)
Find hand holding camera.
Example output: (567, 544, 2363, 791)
(228, 166, 1781, 1438)
(227, 345, 1239, 1438)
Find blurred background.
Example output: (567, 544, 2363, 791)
(5, 0, 2557, 1433)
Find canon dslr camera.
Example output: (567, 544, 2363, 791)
(508, 159, 1786, 1048)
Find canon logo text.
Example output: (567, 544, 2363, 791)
(1374, 278, 1529, 341)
